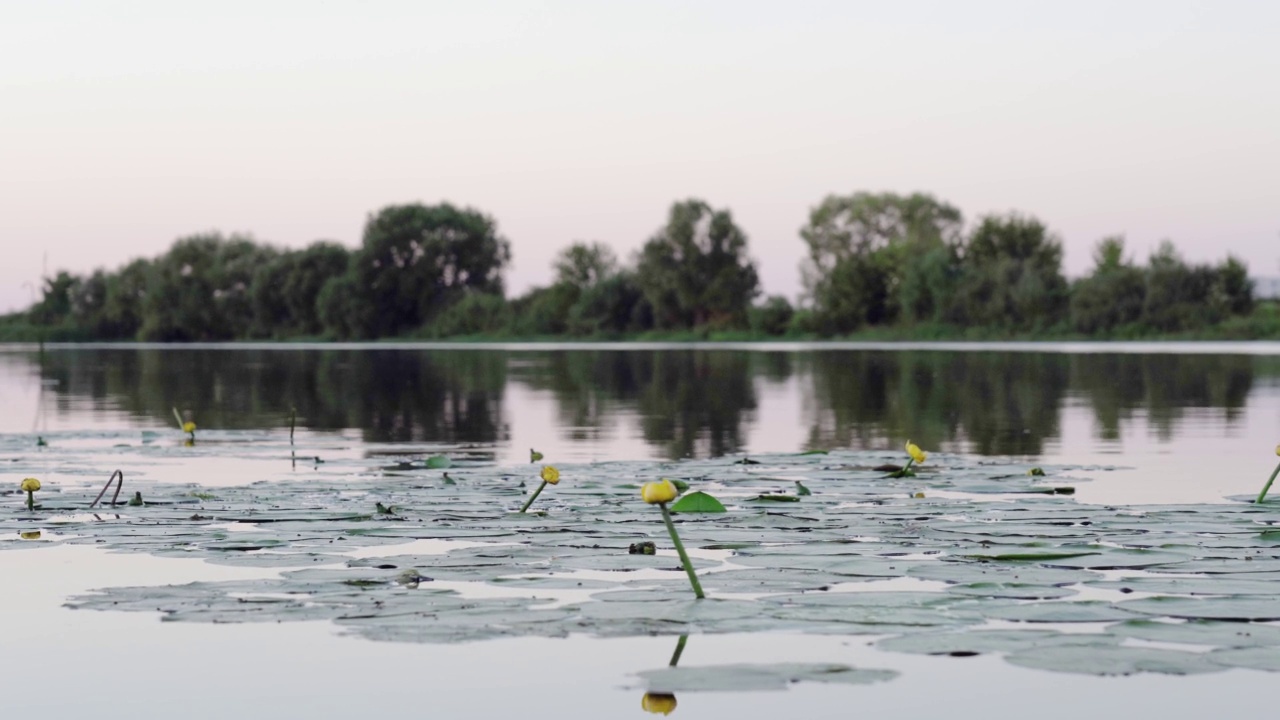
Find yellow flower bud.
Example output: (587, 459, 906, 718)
(19, 530, 41, 540)
(20, 478, 40, 493)
(905, 440, 927, 464)
(540, 465, 560, 485)
(641, 693, 678, 715)
(1275, 444, 1279, 457)
(641, 479, 678, 505)
(183, 421, 197, 434)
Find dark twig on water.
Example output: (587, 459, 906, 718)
(90, 470, 124, 508)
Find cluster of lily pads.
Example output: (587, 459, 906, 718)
(8, 425, 1280, 689)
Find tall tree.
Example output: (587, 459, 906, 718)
(800, 192, 963, 332)
(339, 203, 511, 338)
(138, 233, 277, 341)
(636, 199, 759, 329)
(554, 241, 618, 289)
(1069, 236, 1145, 334)
(951, 213, 1068, 330)
(252, 242, 350, 337)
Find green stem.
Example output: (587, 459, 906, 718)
(289, 407, 296, 445)
(172, 407, 185, 429)
(26, 490, 34, 511)
(1256, 461, 1280, 504)
(668, 634, 689, 667)
(660, 503, 705, 599)
(519, 480, 548, 513)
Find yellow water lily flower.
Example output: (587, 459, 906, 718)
(905, 440, 927, 464)
(641, 693, 678, 715)
(183, 421, 197, 434)
(540, 465, 560, 485)
(641, 479, 678, 505)
(20, 478, 41, 493)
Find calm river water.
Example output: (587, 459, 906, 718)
(3, 342, 1278, 503)
(2, 342, 1279, 719)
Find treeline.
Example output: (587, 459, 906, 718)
(14, 192, 1266, 342)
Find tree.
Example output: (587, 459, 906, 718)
(951, 213, 1068, 330)
(345, 203, 511, 338)
(749, 295, 795, 336)
(1069, 236, 1145, 334)
(138, 233, 277, 341)
(252, 242, 350, 337)
(29, 271, 80, 326)
(635, 199, 759, 329)
(800, 192, 963, 332)
(567, 271, 653, 336)
(554, 241, 618, 289)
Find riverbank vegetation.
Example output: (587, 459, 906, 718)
(4, 193, 1273, 342)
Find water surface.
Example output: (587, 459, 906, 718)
(4, 342, 1278, 503)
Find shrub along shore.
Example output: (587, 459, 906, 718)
(4, 192, 1274, 343)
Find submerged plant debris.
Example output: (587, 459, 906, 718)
(7, 428, 1280, 683)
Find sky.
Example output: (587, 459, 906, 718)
(2, 0, 1278, 312)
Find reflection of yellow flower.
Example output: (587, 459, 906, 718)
(540, 465, 560, 485)
(905, 441, 927, 464)
(641, 693, 678, 715)
(20, 530, 41, 540)
(641, 479, 678, 505)
(183, 421, 197, 434)
(20, 478, 41, 493)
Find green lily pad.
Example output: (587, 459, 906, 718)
(669, 491, 727, 514)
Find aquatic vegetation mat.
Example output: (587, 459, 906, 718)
(8, 429, 1280, 681)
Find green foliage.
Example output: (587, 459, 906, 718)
(423, 292, 511, 338)
(252, 243, 350, 337)
(800, 192, 963, 332)
(1070, 236, 1145, 334)
(139, 234, 278, 341)
(749, 296, 795, 336)
(566, 271, 654, 336)
(950, 213, 1069, 331)
(636, 199, 760, 329)
(509, 284, 579, 336)
(344, 203, 511, 338)
(554, 241, 618, 288)
(12, 192, 1268, 343)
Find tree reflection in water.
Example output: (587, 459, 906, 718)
(19, 347, 1278, 460)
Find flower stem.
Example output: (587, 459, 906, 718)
(519, 480, 548, 513)
(26, 490, 34, 511)
(1256, 461, 1280, 504)
(668, 634, 689, 667)
(660, 503, 705, 599)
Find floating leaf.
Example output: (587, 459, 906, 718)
(669, 491, 727, 514)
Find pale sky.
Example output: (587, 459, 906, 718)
(2, 0, 1278, 313)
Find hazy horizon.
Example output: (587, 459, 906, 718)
(3, 0, 1278, 313)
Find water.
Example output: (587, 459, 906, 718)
(4, 342, 1279, 503)
(3, 342, 1280, 718)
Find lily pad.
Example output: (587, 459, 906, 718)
(669, 492, 727, 514)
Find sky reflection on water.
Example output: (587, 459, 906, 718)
(2, 342, 1278, 504)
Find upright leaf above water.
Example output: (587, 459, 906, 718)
(669, 491, 727, 514)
